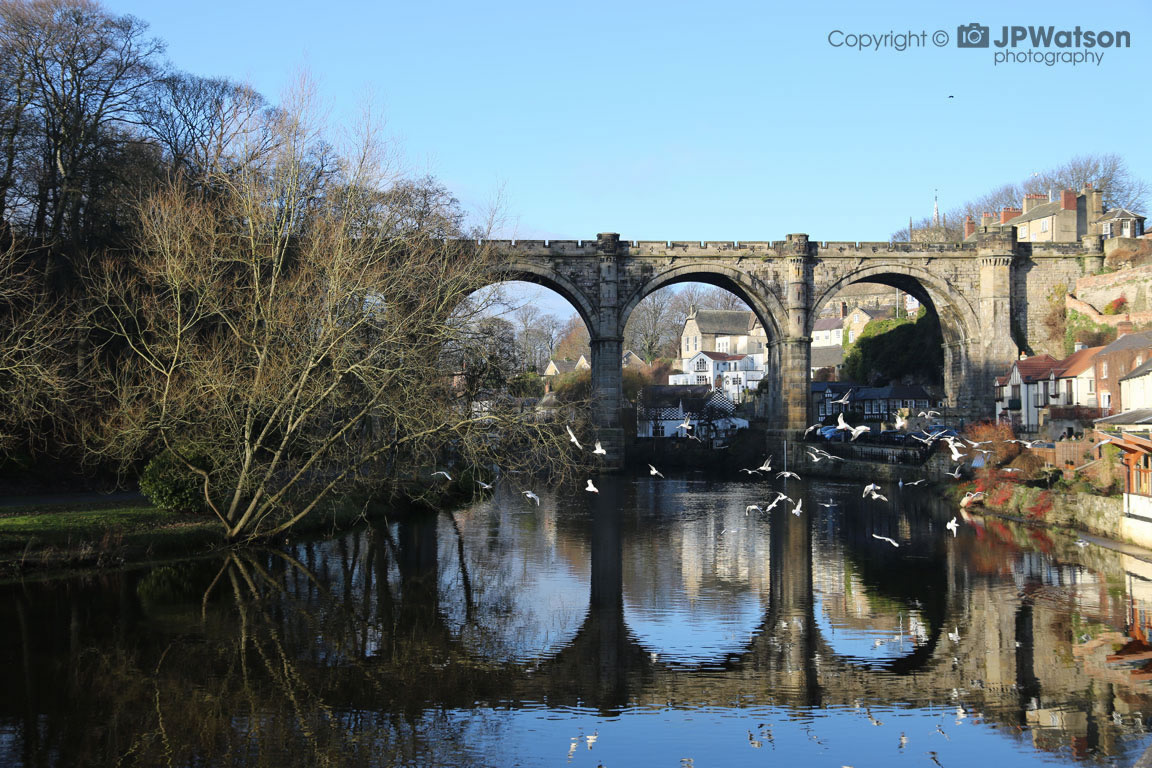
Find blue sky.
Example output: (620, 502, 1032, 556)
(104, 0, 1152, 316)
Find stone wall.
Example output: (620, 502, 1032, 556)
(1075, 263, 1152, 315)
(1104, 237, 1152, 270)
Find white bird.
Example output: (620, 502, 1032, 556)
(431, 471, 452, 481)
(764, 492, 790, 512)
(850, 425, 871, 441)
(678, 415, 693, 431)
(649, 464, 664, 478)
(967, 439, 992, 447)
(836, 412, 851, 431)
(831, 389, 853, 405)
(792, 498, 804, 516)
(945, 465, 963, 479)
(905, 479, 927, 486)
(872, 533, 899, 547)
(895, 413, 908, 430)
(869, 491, 889, 502)
(585, 479, 598, 493)
(804, 423, 822, 437)
(960, 490, 985, 508)
(757, 456, 774, 472)
(807, 450, 825, 462)
(947, 442, 966, 462)
(477, 480, 493, 490)
(739, 467, 759, 474)
(522, 490, 540, 505)
(862, 482, 881, 497)
(566, 425, 582, 450)
(746, 504, 763, 515)
(592, 441, 606, 455)
(817, 499, 837, 508)
(777, 470, 800, 480)
(946, 517, 959, 537)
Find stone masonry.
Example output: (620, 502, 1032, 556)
(486, 229, 1096, 465)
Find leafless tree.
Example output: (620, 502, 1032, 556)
(84, 82, 579, 541)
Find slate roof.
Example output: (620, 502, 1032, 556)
(1096, 409, 1152, 426)
(1120, 357, 1152, 382)
(699, 350, 745, 362)
(690, 310, 756, 335)
(1095, 207, 1146, 222)
(811, 345, 844, 368)
(1100, 330, 1152, 355)
(813, 317, 843, 332)
(851, 384, 934, 401)
(638, 385, 737, 418)
(545, 359, 578, 375)
(1005, 200, 1066, 226)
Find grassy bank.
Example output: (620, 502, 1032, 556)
(0, 500, 223, 579)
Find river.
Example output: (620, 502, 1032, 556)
(3, 474, 1152, 766)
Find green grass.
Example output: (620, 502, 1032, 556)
(0, 504, 186, 534)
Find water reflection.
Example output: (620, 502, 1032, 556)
(3, 476, 1152, 765)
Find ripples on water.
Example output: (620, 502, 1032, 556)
(3, 474, 1152, 766)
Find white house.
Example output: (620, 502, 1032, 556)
(994, 354, 1064, 434)
(812, 317, 843, 348)
(667, 350, 764, 402)
(1121, 359, 1152, 411)
(636, 385, 748, 445)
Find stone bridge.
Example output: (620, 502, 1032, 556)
(487, 230, 1101, 461)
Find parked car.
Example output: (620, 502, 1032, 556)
(818, 426, 845, 442)
(879, 429, 907, 445)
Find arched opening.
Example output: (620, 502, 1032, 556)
(809, 263, 981, 427)
(619, 274, 781, 442)
(620, 265, 790, 431)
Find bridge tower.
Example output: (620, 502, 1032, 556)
(590, 233, 626, 465)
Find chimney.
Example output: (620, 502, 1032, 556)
(1074, 341, 1085, 352)
(963, 215, 976, 239)
(1088, 183, 1103, 226)
(981, 211, 995, 227)
(1060, 189, 1077, 211)
(1000, 206, 1021, 224)
(1118, 320, 1134, 337)
(840, 301, 848, 318)
(1022, 193, 1046, 214)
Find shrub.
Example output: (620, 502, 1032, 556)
(1026, 490, 1053, 520)
(1103, 295, 1128, 315)
(139, 446, 214, 514)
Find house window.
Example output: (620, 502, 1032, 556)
(1041, 220, 1049, 232)
(1102, 391, 1112, 409)
(652, 422, 665, 437)
(818, 402, 827, 416)
(1011, 384, 1021, 401)
(1020, 224, 1028, 238)
(1137, 355, 1144, 367)
(695, 359, 708, 371)
(1101, 362, 1108, 378)
(1088, 377, 1095, 394)
(695, 375, 708, 385)
(1102, 222, 1112, 238)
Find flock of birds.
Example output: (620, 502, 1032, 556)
(431, 388, 1064, 549)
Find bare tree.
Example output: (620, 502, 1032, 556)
(892, 153, 1150, 241)
(0, 0, 164, 244)
(85, 83, 578, 541)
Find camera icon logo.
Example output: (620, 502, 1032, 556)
(956, 23, 990, 48)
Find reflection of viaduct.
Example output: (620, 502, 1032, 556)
(379, 483, 1057, 724)
(486, 231, 1099, 462)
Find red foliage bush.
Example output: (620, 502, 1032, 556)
(1026, 490, 1053, 520)
(1104, 295, 1129, 315)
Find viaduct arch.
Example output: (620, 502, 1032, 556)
(485, 229, 1100, 466)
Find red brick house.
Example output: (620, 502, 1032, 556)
(1094, 324, 1152, 413)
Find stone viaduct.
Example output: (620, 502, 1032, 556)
(487, 229, 1102, 461)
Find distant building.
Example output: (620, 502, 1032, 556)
(811, 382, 934, 423)
(964, 184, 1108, 244)
(812, 317, 843, 348)
(994, 354, 1065, 433)
(844, 305, 893, 345)
(810, 345, 844, 380)
(1096, 208, 1146, 239)
(542, 357, 589, 378)
(636, 385, 747, 444)
(1042, 343, 1106, 439)
(679, 308, 767, 372)
(1121, 359, 1152, 412)
(668, 350, 764, 403)
(1094, 325, 1152, 414)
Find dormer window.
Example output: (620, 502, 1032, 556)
(695, 359, 708, 372)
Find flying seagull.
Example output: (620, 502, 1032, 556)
(678, 415, 693, 432)
(477, 480, 493, 490)
(872, 534, 899, 547)
(904, 479, 927, 486)
(945, 465, 963, 479)
(862, 482, 881, 497)
(792, 498, 804, 516)
(648, 464, 664, 478)
(585, 479, 598, 493)
(850, 425, 871, 441)
(592, 441, 607, 455)
(895, 413, 908, 430)
(746, 504, 763, 515)
(869, 491, 889, 502)
(831, 389, 853, 405)
(804, 423, 823, 437)
(837, 412, 851, 431)
(431, 471, 452, 481)
(946, 517, 959, 537)
(777, 471, 800, 480)
(566, 425, 582, 450)
(522, 490, 540, 505)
